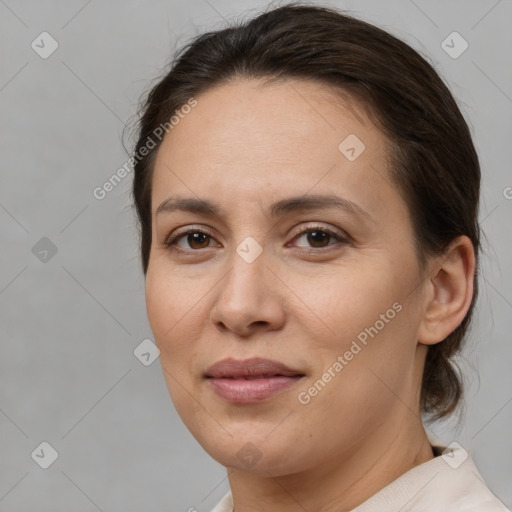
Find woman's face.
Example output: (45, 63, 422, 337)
(146, 78, 429, 475)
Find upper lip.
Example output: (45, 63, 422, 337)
(205, 357, 305, 379)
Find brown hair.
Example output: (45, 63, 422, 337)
(131, 2, 480, 421)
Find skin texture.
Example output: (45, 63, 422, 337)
(145, 78, 475, 512)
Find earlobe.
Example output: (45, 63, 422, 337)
(417, 236, 475, 346)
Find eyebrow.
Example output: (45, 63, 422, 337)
(155, 194, 375, 222)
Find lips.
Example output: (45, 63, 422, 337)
(205, 357, 306, 403)
(204, 357, 305, 379)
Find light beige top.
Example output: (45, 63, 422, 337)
(210, 444, 510, 511)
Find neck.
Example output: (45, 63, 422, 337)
(227, 412, 434, 512)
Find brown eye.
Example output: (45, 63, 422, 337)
(164, 229, 217, 251)
(185, 232, 212, 249)
(292, 225, 348, 250)
(305, 230, 331, 248)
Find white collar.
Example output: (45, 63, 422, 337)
(210, 444, 510, 511)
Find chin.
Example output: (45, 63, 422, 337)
(193, 427, 310, 476)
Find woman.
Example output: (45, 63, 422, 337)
(131, 3, 510, 511)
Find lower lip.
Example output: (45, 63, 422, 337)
(207, 376, 303, 403)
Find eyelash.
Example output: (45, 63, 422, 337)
(163, 224, 349, 254)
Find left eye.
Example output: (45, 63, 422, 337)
(291, 226, 347, 249)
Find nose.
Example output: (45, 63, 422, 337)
(210, 246, 286, 337)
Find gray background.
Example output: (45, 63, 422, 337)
(1, 0, 511, 510)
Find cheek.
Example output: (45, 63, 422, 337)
(146, 262, 199, 337)
(289, 262, 403, 341)
(297, 278, 420, 421)
(145, 270, 175, 342)
(145, 269, 206, 417)
(289, 259, 419, 394)
(145, 269, 189, 360)
(145, 266, 209, 371)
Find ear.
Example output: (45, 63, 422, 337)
(417, 236, 476, 346)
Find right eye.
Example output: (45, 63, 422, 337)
(163, 228, 219, 252)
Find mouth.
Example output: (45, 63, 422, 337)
(204, 357, 306, 403)
(217, 374, 298, 380)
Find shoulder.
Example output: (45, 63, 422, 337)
(209, 491, 233, 512)
(430, 456, 510, 512)
(352, 446, 511, 512)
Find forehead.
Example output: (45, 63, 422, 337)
(151, 78, 398, 221)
